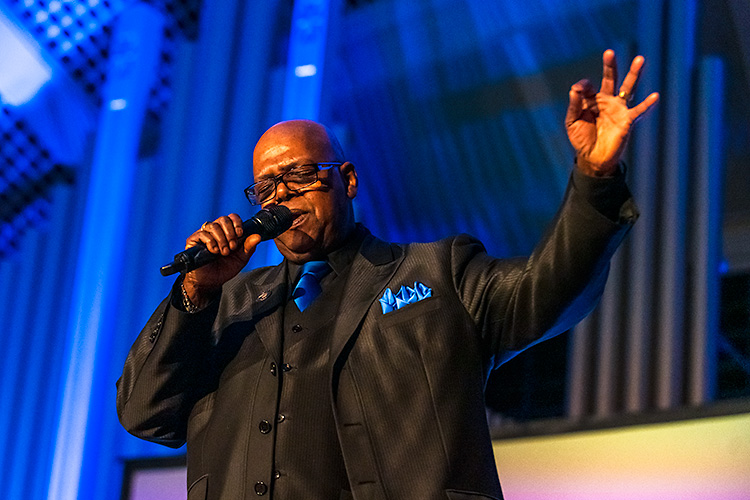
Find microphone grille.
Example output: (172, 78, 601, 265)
(256, 205, 293, 240)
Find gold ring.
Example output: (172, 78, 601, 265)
(201, 221, 212, 231)
(618, 90, 632, 102)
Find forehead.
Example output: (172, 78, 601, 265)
(255, 143, 295, 172)
(253, 125, 333, 178)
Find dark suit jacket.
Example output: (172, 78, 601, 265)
(117, 173, 636, 500)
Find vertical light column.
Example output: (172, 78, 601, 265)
(567, 311, 597, 419)
(689, 57, 725, 405)
(282, 0, 334, 120)
(594, 254, 625, 417)
(655, 0, 697, 410)
(47, 5, 164, 500)
(624, 0, 665, 413)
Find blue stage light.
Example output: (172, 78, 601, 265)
(109, 98, 127, 110)
(0, 11, 51, 106)
(295, 63, 318, 77)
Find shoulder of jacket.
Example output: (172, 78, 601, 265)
(404, 234, 484, 253)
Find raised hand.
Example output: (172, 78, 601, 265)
(182, 214, 262, 308)
(566, 49, 660, 176)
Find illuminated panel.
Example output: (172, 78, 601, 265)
(282, 0, 332, 120)
(47, 5, 164, 500)
(4, 0, 124, 102)
(119, 411, 750, 499)
(493, 412, 750, 500)
(0, 10, 51, 105)
(125, 467, 186, 500)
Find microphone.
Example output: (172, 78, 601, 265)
(160, 205, 293, 276)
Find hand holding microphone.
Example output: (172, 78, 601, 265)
(160, 205, 292, 307)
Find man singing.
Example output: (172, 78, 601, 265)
(117, 50, 659, 499)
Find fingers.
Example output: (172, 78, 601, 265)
(572, 78, 596, 98)
(565, 86, 583, 127)
(567, 79, 597, 126)
(220, 214, 244, 250)
(186, 214, 245, 255)
(228, 213, 243, 238)
(601, 49, 618, 95)
(618, 55, 645, 100)
(243, 234, 262, 256)
(629, 92, 660, 121)
(565, 83, 583, 127)
(596, 50, 654, 108)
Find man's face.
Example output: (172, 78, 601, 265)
(252, 121, 357, 263)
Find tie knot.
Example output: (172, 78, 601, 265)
(299, 261, 330, 281)
(293, 261, 330, 312)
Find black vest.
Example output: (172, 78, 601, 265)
(271, 263, 352, 498)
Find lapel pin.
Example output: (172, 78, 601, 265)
(257, 291, 270, 301)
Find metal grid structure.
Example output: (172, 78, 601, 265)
(0, 0, 201, 257)
(0, 106, 73, 257)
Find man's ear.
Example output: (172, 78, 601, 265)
(339, 162, 358, 199)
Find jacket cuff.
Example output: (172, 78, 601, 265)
(169, 276, 221, 315)
(571, 166, 639, 225)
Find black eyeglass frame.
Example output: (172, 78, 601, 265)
(244, 162, 343, 205)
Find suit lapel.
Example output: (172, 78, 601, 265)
(329, 235, 404, 367)
(239, 261, 288, 363)
(223, 233, 403, 367)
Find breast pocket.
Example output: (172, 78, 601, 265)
(376, 295, 443, 329)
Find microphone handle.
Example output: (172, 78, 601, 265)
(160, 206, 292, 276)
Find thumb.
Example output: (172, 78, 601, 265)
(241, 233, 263, 259)
(565, 85, 584, 127)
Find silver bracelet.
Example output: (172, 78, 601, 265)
(180, 280, 200, 313)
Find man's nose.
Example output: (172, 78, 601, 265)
(275, 181, 294, 202)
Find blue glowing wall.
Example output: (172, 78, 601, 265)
(0, 0, 736, 499)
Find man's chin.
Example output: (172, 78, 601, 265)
(274, 232, 322, 263)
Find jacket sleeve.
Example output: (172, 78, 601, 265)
(116, 279, 221, 448)
(452, 168, 637, 367)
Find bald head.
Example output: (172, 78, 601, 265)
(253, 120, 345, 177)
(250, 120, 358, 263)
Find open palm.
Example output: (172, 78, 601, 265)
(566, 50, 660, 176)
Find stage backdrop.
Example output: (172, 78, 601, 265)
(0, 1, 739, 499)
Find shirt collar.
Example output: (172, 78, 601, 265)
(287, 223, 369, 281)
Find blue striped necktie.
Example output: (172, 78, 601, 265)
(293, 261, 331, 311)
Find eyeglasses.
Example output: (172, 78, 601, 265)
(244, 162, 342, 205)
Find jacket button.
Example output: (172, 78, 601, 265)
(270, 362, 277, 376)
(277, 413, 286, 423)
(259, 420, 272, 434)
(291, 324, 303, 333)
(274, 470, 281, 480)
(282, 363, 293, 372)
(254, 481, 268, 495)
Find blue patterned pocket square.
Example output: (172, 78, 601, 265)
(379, 282, 432, 314)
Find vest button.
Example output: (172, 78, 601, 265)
(274, 470, 281, 480)
(254, 481, 268, 495)
(270, 362, 277, 376)
(258, 420, 272, 434)
(291, 324, 303, 333)
(277, 413, 286, 423)
(282, 363, 293, 372)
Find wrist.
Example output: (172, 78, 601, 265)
(181, 276, 220, 311)
(575, 155, 618, 177)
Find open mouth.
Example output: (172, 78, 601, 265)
(289, 210, 308, 229)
